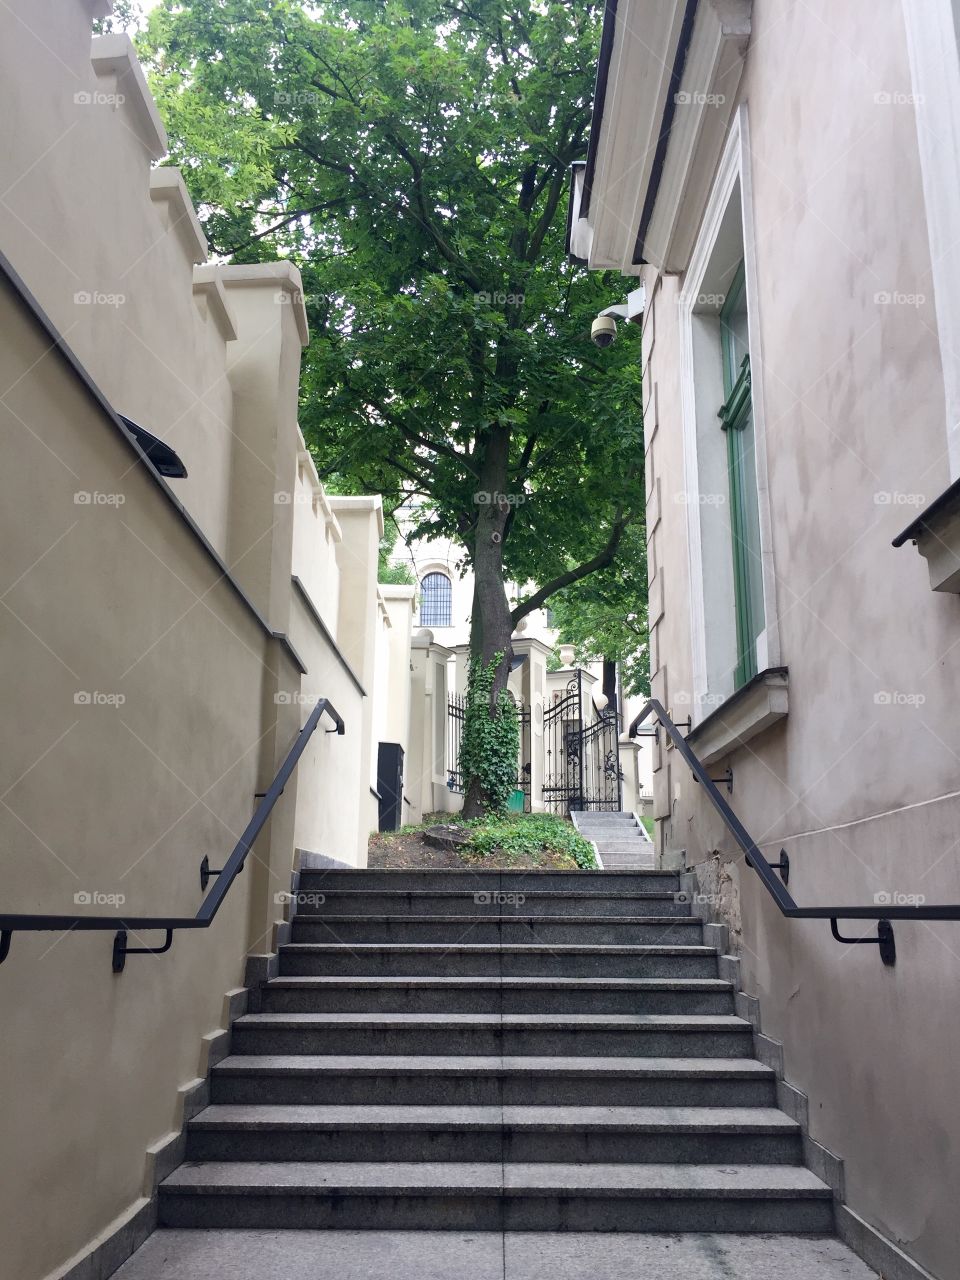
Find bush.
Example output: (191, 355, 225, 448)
(459, 653, 520, 813)
(464, 812, 597, 869)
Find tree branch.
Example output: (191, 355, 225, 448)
(510, 510, 633, 625)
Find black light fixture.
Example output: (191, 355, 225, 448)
(118, 414, 188, 479)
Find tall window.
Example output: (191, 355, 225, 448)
(718, 261, 764, 687)
(419, 571, 452, 627)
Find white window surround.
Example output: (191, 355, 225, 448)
(901, 0, 960, 479)
(677, 105, 782, 726)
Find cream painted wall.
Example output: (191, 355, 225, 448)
(370, 586, 416, 827)
(0, 4, 386, 1275)
(0, 5, 237, 559)
(0, 280, 274, 1280)
(330, 498, 384, 847)
(639, 1, 960, 1273)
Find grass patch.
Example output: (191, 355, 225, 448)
(640, 815, 655, 839)
(461, 812, 597, 869)
(376, 811, 598, 870)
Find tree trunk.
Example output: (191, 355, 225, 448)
(462, 428, 514, 818)
(602, 658, 618, 714)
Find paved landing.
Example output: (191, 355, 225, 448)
(112, 1229, 879, 1279)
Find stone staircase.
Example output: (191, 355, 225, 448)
(572, 811, 655, 870)
(156, 868, 836, 1234)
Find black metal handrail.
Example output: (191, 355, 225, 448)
(630, 699, 960, 965)
(0, 698, 345, 971)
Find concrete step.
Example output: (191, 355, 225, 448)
(600, 858, 656, 870)
(288, 915, 702, 946)
(576, 827, 642, 837)
(277, 942, 719, 979)
(109, 1227, 883, 1280)
(184, 1104, 801, 1165)
(230, 1012, 755, 1058)
(158, 1161, 833, 1232)
(576, 819, 642, 829)
(294, 891, 692, 918)
(299, 869, 678, 893)
(258, 975, 734, 1016)
(590, 840, 653, 851)
(210, 1055, 778, 1107)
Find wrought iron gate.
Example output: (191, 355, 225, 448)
(447, 693, 532, 811)
(449, 673, 620, 814)
(446, 692, 466, 793)
(542, 671, 622, 814)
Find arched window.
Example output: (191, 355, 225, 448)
(419, 571, 452, 627)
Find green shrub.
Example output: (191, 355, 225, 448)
(464, 812, 597, 869)
(459, 653, 520, 813)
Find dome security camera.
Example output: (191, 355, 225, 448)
(591, 314, 618, 348)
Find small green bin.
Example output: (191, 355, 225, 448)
(507, 788, 525, 813)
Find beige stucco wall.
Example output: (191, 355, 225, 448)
(0, 3, 240, 558)
(643, 1, 960, 1274)
(0, 276, 279, 1280)
(330, 498, 384, 846)
(0, 3, 384, 1275)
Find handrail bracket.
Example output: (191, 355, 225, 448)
(112, 928, 175, 974)
(830, 918, 896, 966)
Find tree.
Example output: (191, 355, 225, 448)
(548, 524, 650, 709)
(140, 0, 643, 814)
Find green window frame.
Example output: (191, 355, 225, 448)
(718, 262, 764, 689)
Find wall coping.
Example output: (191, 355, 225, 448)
(217, 262, 310, 347)
(90, 33, 168, 160)
(192, 266, 238, 343)
(329, 494, 386, 538)
(379, 584, 417, 603)
(150, 168, 208, 265)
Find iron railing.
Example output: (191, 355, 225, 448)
(630, 698, 960, 965)
(0, 697, 344, 971)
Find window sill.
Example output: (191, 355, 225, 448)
(892, 477, 960, 592)
(686, 667, 788, 765)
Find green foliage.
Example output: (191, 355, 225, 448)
(94, 0, 143, 35)
(137, 0, 645, 617)
(549, 524, 650, 696)
(322, 475, 416, 586)
(463, 812, 597, 869)
(377, 518, 416, 586)
(459, 654, 519, 814)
